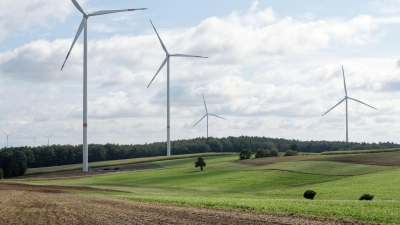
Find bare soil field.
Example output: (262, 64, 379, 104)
(308, 152, 400, 166)
(236, 151, 400, 167)
(0, 183, 379, 225)
(235, 155, 324, 166)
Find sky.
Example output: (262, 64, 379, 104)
(1, 0, 400, 148)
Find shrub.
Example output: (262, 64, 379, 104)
(284, 150, 298, 156)
(0, 168, 3, 179)
(303, 190, 316, 200)
(239, 149, 252, 160)
(359, 194, 374, 201)
(269, 149, 279, 157)
(255, 149, 267, 158)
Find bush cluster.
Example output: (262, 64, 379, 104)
(239, 149, 253, 160)
(359, 194, 374, 201)
(284, 150, 299, 156)
(0, 168, 3, 179)
(255, 148, 279, 158)
(303, 190, 316, 200)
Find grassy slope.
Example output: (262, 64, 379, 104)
(10, 153, 400, 224)
(25, 152, 233, 175)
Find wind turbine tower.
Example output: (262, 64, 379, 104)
(193, 94, 227, 138)
(60, 0, 146, 172)
(43, 134, 53, 146)
(322, 65, 377, 142)
(4, 132, 12, 148)
(147, 20, 208, 156)
(33, 136, 37, 147)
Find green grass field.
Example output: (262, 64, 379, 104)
(8, 151, 400, 224)
(25, 152, 233, 175)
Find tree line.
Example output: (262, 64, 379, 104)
(1, 136, 399, 178)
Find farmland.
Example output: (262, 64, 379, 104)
(1, 150, 400, 224)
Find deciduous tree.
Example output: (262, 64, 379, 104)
(195, 157, 206, 171)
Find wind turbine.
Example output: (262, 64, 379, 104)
(147, 20, 208, 156)
(193, 94, 227, 138)
(33, 136, 37, 147)
(60, 0, 146, 172)
(4, 132, 12, 148)
(322, 65, 377, 142)
(43, 134, 53, 146)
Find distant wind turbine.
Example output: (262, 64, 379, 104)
(322, 65, 377, 142)
(4, 132, 12, 148)
(193, 94, 227, 138)
(60, 0, 146, 172)
(43, 134, 53, 146)
(147, 20, 208, 156)
(33, 136, 37, 147)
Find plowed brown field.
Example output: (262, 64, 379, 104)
(235, 151, 400, 167)
(0, 183, 379, 225)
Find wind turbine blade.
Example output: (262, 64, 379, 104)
(42, 135, 47, 138)
(202, 94, 208, 113)
(347, 97, 377, 110)
(209, 114, 227, 120)
(342, 65, 347, 96)
(3, 131, 7, 135)
(49, 134, 53, 138)
(147, 58, 167, 88)
(193, 115, 207, 127)
(71, 0, 86, 15)
(322, 98, 346, 116)
(150, 20, 168, 54)
(170, 54, 208, 58)
(89, 8, 147, 16)
(61, 17, 85, 70)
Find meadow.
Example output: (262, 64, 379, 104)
(7, 151, 400, 224)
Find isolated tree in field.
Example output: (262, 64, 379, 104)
(239, 149, 252, 160)
(195, 157, 206, 171)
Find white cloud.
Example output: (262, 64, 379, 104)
(0, 39, 80, 82)
(1, 1, 400, 147)
(0, 0, 87, 42)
